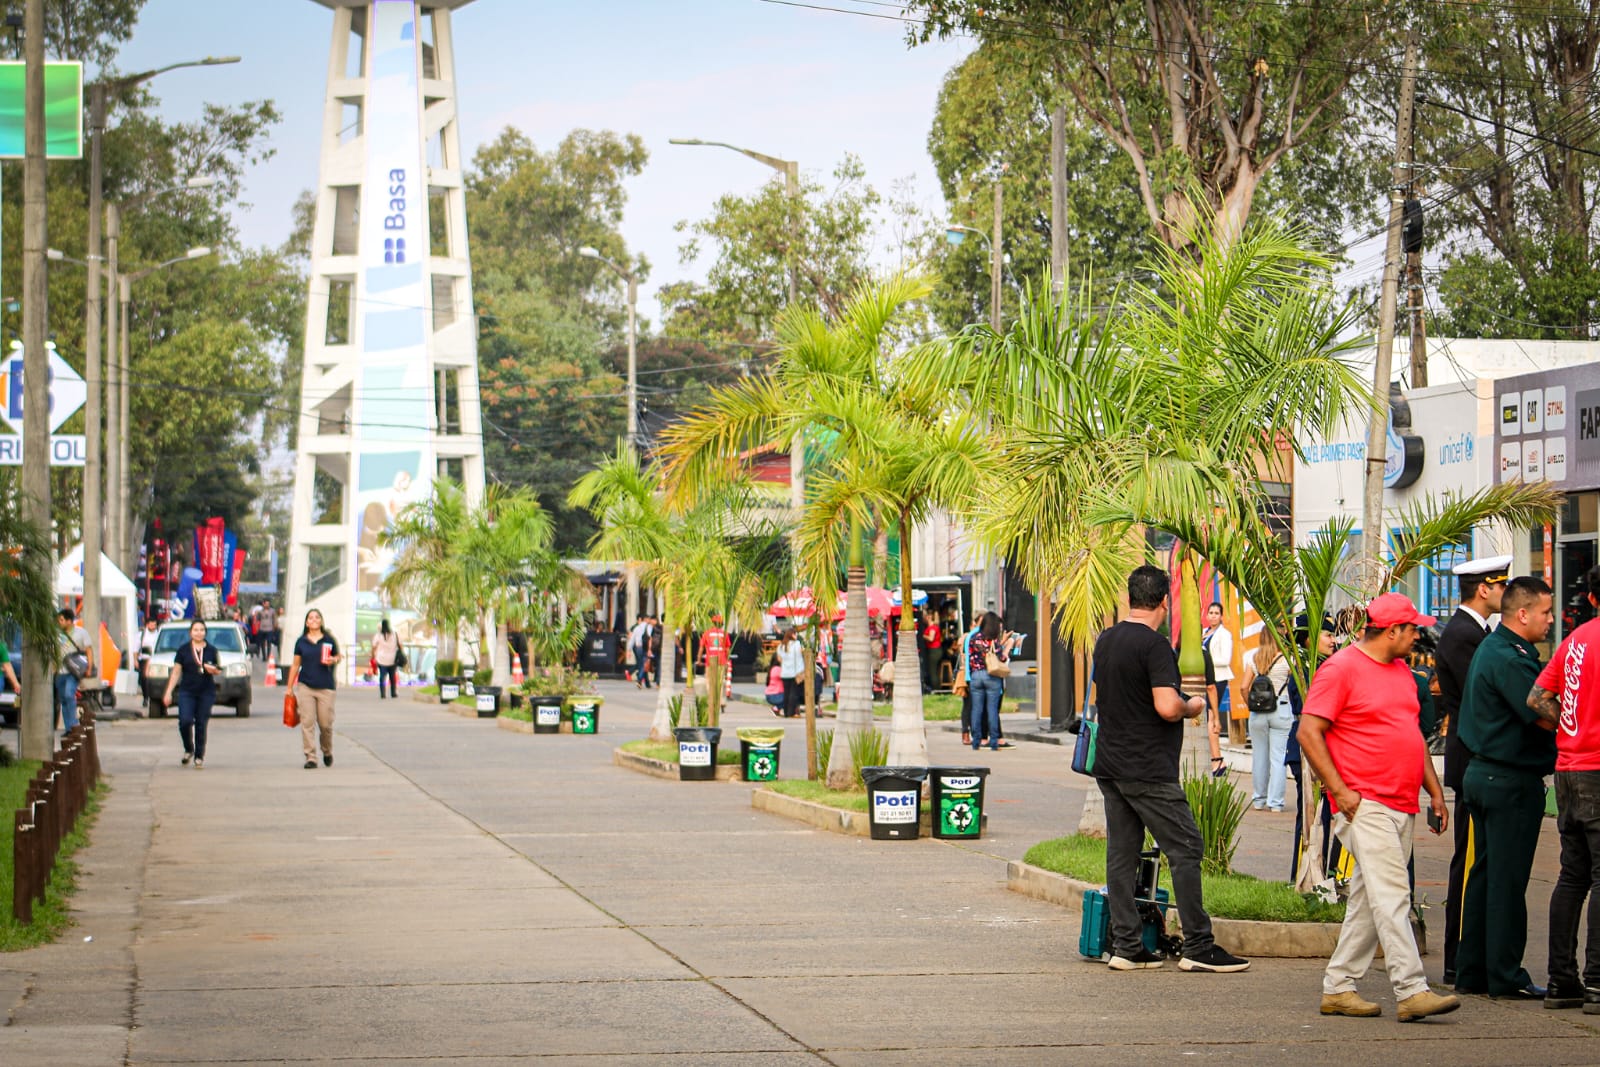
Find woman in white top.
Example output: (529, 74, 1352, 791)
(1202, 602, 1234, 776)
(372, 618, 402, 699)
(1240, 627, 1293, 812)
(778, 629, 808, 718)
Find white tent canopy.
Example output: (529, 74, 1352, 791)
(55, 544, 140, 694)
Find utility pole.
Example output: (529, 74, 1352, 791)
(1406, 185, 1427, 387)
(1040, 104, 1072, 728)
(1051, 104, 1068, 299)
(104, 202, 121, 567)
(989, 178, 1003, 333)
(1360, 26, 1420, 582)
(80, 82, 105, 686)
(19, 0, 51, 760)
(784, 158, 802, 511)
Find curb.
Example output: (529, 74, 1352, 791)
(498, 717, 588, 735)
(1005, 860, 1412, 959)
(612, 746, 740, 782)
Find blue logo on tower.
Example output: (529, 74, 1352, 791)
(384, 238, 406, 264)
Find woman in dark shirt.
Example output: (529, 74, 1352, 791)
(289, 609, 342, 769)
(163, 619, 220, 768)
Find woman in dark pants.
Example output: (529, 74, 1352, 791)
(163, 619, 219, 769)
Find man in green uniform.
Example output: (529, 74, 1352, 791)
(1455, 576, 1556, 1000)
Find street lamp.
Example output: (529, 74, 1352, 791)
(944, 178, 1006, 333)
(104, 177, 218, 574)
(669, 137, 804, 510)
(78, 54, 236, 664)
(113, 245, 215, 576)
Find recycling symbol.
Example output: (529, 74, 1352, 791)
(947, 802, 974, 832)
(751, 755, 775, 779)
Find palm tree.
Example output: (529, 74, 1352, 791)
(660, 275, 936, 788)
(378, 480, 474, 664)
(571, 444, 790, 740)
(0, 490, 61, 759)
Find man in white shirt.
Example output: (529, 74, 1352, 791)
(627, 616, 652, 688)
(1203, 602, 1235, 771)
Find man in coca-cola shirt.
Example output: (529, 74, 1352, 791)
(1529, 564, 1600, 1013)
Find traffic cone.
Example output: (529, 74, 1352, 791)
(263, 648, 277, 686)
(510, 654, 525, 687)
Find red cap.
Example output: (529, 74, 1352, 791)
(1365, 592, 1436, 630)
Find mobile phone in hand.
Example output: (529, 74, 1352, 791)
(1427, 809, 1443, 834)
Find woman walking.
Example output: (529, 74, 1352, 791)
(289, 609, 342, 769)
(1240, 627, 1293, 812)
(372, 618, 400, 699)
(163, 619, 219, 768)
(778, 628, 807, 717)
(968, 612, 1009, 752)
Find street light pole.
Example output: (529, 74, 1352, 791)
(104, 201, 122, 567)
(990, 179, 1003, 334)
(669, 137, 804, 510)
(19, 0, 51, 759)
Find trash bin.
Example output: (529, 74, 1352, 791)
(928, 766, 990, 840)
(439, 676, 463, 703)
(475, 686, 502, 718)
(736, 727, 785, 782)
(569, 699, 600, 735)
(531, 697, 562, 734)
(861, 766, 929, 840)
(674, 726, 723, 781)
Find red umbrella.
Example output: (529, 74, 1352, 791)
(837, 586, 899, 619)
(769, 587, 817, 618)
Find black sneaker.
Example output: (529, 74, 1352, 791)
(1545, 980, 1585, 1010)
(304, 760, 317, 769)
(1107, 948, 1165, 970)
(1585, 987, 1600, 1015)
(323, 754, 333, 767)
(1179, 946, 1250, 973)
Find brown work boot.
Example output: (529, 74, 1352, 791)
(1320, 991, 1381, 1017)
(1397, 989, 1461, 1022)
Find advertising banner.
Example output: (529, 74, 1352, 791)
(227, 548, 246, 607)
(220, 529, 239, 603)
(1491, 364, 1600, 489)
(348, 0, 435, 648)
(173, 567, 203, 620)
(0, 62, 83, 158)
(197, 517, 226, 585)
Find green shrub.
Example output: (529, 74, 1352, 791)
(847, 727, 888, 787)
(1182, 760, 1251, 874)
(667, 694, 683, 731)
(815, 728, 834, 777)
(437, 658, 461, 678)
(473, 668, 493, 688)
(693, 694, 710, 727)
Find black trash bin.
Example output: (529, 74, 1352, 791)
(861, 766, 929, 840)
(475, 686, 502, 718)
(928, 766, 990, 840)
(674, 727, 723, 781)
(530, 697, 562, 734)
(736, 727, 784, 782)
(438, 676, 463, 704)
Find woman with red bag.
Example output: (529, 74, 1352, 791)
(289, 609, 342, 769)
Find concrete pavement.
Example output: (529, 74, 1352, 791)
(1, 679, 1597, 1064)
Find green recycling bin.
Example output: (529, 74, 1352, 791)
(928, 766, 991, 840)
(735, 727, 784, 781)
(570, 700, 600, 734)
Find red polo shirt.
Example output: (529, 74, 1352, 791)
(1301, 644, 1427, 813)
(1535, 618, 1600, 772)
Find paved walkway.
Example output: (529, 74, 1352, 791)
(1, 680, 1597, 1064)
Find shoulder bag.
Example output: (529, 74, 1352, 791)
(983, 641, 1012, 679)
(1070, 666, 1098, 776)
(282, 689, 300, 728)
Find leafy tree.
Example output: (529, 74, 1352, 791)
(1418, 4, 1600, 339)
(906, 0, 1395, 252)
(669, 154, 880, 340)
(0, 0, 144, 67)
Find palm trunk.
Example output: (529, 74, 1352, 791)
(649, 595, 677, 742)
(803, 635, 818, 779)
(886, 511, 926, 766)
(826, 564, 874, 789)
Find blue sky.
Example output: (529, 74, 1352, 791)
(115, 0, 973, 322)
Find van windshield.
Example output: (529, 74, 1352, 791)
(155, 626, 243, 654)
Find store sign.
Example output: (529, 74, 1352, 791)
(1496, 369, 1591, 487)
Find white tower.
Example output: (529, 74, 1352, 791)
(287, 0, 484, 663)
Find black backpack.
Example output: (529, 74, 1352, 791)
(1246, 658, 1285, 714)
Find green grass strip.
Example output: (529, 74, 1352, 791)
(764, 778, 870, 812)
(0, 761, 108, 952)
(620, 739, 739, 765)
(1022, 834, 1346, 924)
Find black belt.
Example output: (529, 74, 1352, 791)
(1470, 756, 1544, 775)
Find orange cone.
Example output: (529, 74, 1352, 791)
(510, 654, 525, 687)
(264, 648, 277, 686)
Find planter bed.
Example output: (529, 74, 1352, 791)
(612, 742, 740, 782)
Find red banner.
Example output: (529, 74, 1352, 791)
(197, 517, 226, 585)
(227, 548, 246, 606)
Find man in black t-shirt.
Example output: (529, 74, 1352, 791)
(1090, 565, 1250, 974)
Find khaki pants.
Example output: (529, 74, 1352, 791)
(295, 684, 336, 760)
(1323, 799, 1427, 999)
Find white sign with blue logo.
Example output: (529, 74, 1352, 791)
(0, 347, 88, 466)
(873, 790, 918, 824)
(679, 741, 712, 767)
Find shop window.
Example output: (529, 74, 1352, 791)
(1562, 491, 1598, 535)
(308, 546, 344, 601)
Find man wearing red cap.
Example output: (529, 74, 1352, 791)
(700, 614, 730, 725)
(1297, 592, 1458, 1022)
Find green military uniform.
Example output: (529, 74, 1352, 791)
(1454, 624, 1555, 996)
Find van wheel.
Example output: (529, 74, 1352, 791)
(235, 694, 251, 718)
(148, 697, 166, 719)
